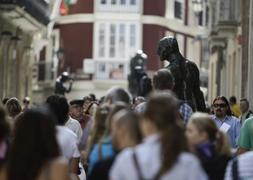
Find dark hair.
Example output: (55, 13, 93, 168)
(46, 95, 69, 125)
(213, 96, 232, 116)
(89, 93, 96, 101)
(240, 98, 249, 107)
(153, 69, 174, 90)
(0, 106, 10, 142)
(229, 96, 237, 104)
(7, 107, 59, 180)
(2, 98, 9, 105)
(189, 112, 231, 156)
(143, 91, 186, 178)
(6, 98, 22, 118)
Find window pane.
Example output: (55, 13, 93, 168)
(119, 24, 125, 58)
(111, 0, 116, 4)
(120, 0, 126, 5)
(174, 1, 182, 19)
(130, 0, 136, 5)
(98, 24, 105, 57)
(101, 0, 106, 4)
(130, 24, 136, 47)
(109, 24, 116, 57)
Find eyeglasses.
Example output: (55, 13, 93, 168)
(213, 103, 227, 108)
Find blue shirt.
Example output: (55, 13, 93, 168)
(88, 136, 115, 174)
(212, 115, 241, 148)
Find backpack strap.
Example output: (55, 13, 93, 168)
(232, 158, 239, 180)
(132, 150, 144, 180)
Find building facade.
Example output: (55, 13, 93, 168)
(208, 0, 253, 108)
(55, 0, 208, 85)
(0, 0, 51, 101)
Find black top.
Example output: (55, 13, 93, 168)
(88, 156, 116, 180)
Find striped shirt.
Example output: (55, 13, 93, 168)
(225, 152, 253, 180)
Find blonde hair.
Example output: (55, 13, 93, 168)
(189, 112, 231, 156)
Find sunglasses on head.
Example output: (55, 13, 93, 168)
(213, 103, 227, 108)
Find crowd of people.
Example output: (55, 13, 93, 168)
(0, 68, 253, 180)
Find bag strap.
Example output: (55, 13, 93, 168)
(232, 158, 239, 180)
(132, 150, 144, 180)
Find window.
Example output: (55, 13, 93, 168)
(130, 0, 136, 5)
(174, 1, 182, 19)
(98, 24, 105, 57)
(109, 24, 116, 57)
(119, 24, 126, 58)
(120, 0, 126, 5)
(97, 0, 139, 12)
(130, 24, 136, 47)
(96, 22, 138, 60)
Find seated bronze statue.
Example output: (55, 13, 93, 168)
(157, 37, 206, 112)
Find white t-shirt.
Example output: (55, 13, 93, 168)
(56, 126, 80, 161)
(65, 116, 83, 142)
(110, 134, 207, 180)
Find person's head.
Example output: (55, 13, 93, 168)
(8, 107, 59, 180)
(104, 87, 131, 105)
(111, 110, 142, 151)
(134, 96, 145, 107)
(2, 97, 9, 105)
(46, 95, 69, 125)
(69, 99, 84, 120)
(240, 98, 250, 114)
(153, 68, 174, 90)
(6, 98, 22, 118)
(212, 96, 232, 118)
(143, 91, 185, 177)
(105, 102, 130, 136)
(157, 36, 180, 61)
(229, 96, 237, 105)
(186, 112, 231, 155)
(0, 106, 10, 143)
(89, 93, 96, 102)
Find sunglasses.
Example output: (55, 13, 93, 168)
(213, 103, 227, 108)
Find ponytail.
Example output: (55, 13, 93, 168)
(215, 130, 231, 156)
(155, 124, 186, 179)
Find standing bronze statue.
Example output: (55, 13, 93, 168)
(128, 50, 152, 98)
(157, 36, 206, 112)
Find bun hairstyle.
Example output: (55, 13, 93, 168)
(189, 112, 231, 156)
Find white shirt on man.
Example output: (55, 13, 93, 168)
(110, 134, 207, 180)
(56, 126, 80, 161)
(65, 116, 83, 142)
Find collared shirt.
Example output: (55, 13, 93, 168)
(110, 134, 207, 180)
(212, 115, 241, 148)
(179, 102, 193, 124)
(65, 116, 83, 142)
(225, 151, 253, 180)
(237, 117, 253, 150)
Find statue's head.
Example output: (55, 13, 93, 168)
(130, 50, 147, 72)
(157, 36, 179, 61)
(61, 71, 69, 82)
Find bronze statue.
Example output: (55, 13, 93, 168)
(128, 50, 152, 98)
(157, 37, 206, 112)
(54, 72, 73, 96)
